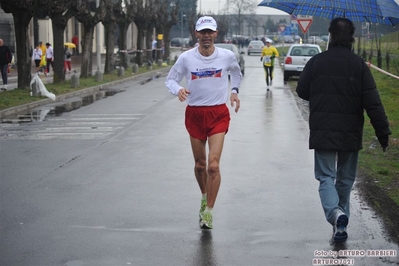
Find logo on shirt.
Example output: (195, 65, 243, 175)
(191, 69, 222, 80)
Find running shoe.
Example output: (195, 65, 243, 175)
(199, 198, 207, 220)
(200, 212, 213, 229)
(333, 212, 348, 243)
(267, 86, 270, 91)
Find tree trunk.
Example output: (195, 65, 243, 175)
(135, 27, 145, 66)
(80, 24, 95, 78)
(12, 11, 32, 89)
(155, 26, 162, 62)
(52, 19, 67, 83)
(145, 29, 152, 64)
(163, 27, 172, 61)
(103, 21, 116, 74)
(118, 21, 129, 69)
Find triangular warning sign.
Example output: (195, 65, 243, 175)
(297, 19, 313, 33)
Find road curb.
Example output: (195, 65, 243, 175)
(0, 67, 172, 120)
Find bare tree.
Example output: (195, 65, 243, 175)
(132, 0, 150, 66)
(183, 0, 197, 47)
(39, 0, 78, 83)
(158, 0, 178, 61)
(75, 0, 107, 78)
(215, 14, 229, 43)
(101, 0, 120, 73)
(227, 0, 255, 37)
(115, 0, 136, 69)
(144, 0, 157, 64)
(0, 0, 37, 89)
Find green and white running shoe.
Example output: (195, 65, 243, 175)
(200, 212, 213, 229)
(199, 198, 207, 220)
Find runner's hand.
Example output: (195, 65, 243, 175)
(230, 93, 240, 113)
(178, 88, 190, 102)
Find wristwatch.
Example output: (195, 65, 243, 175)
(231, 87, 239, 94)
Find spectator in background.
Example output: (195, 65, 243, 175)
(39, 41, 47, 72)
(0, 38, 12, 91)
(32, 44, 42, 73)
(152, 38, 157, 62)
(64, 45, 72, 73)
(45, 43, 54, 76)
(72, 34, 79, 55)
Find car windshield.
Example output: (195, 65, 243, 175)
(290, 47, 319, 56)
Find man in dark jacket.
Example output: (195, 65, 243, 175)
(296, 18, 391, 244)
(0, 38, 12, 91)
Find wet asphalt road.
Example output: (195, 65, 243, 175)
(0, 51, 398, 266)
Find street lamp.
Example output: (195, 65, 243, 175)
(181, 11, 185, 48)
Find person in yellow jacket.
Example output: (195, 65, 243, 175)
(39, 41, 47, 72)
(260, 39, 279, 91)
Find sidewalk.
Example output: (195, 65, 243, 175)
(7, 55, 112, 90)
(6, 50, 183, 90)
(1, 51, 182, 120)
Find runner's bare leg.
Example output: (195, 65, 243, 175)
(190, 132, 225, 207)
(190, 137, 208, 195)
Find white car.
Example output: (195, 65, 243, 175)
(214, 43, 245, 75)
(283, 44, 322, 82)
(247, 40, 264, 55)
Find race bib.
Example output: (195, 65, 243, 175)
(263, 56, 271, 64)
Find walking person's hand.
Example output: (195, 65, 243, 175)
(230, 93, 240, 113)
(378, 135, 389, 152)
(178, 88, 190, 102)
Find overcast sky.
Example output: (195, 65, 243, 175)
(198, 0, 289, 15)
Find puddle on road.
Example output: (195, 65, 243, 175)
(139, 73, 162, 85)
(1, 72, 163, 124)
(1, 89, 124, 124)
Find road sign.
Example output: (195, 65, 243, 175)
(278, 25, 286, 32)
(283, 26, 292, 35)
(297, 19, 313, 33)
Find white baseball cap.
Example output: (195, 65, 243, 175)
(266, 38, 273, 43)
(196, 16, 217, 31)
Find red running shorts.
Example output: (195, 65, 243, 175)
(185, 104, 230, 141)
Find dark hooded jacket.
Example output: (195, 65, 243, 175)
(0, 44, 12, 66)
(296, 45, 391, 151)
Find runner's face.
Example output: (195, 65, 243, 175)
(196, 29, 218, 48)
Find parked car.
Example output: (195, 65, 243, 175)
(170, 38, 190, 47)
(170, 38, 182, 47)
(214, 43, 245, 75)
(283, 44, 322, 82)
(283, 35, 294, 43)
(307, 36, 325, 45)
(247, 40, 264, 55)
(321, 35, 329, 42)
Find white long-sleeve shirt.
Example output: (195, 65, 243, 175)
(165, 46, 241, 106)
(33, 48, 42, 61)
(46, 46, 53, 59)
